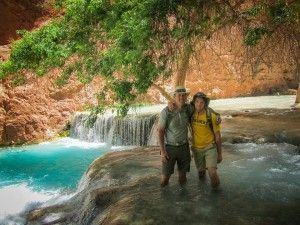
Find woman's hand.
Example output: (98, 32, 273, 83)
(216, 115, 222, 125)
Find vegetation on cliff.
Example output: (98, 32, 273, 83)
(0, 0, 299, 114)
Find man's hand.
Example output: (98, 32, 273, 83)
(160, 148, 169, 163)
(217, 153, 222, 163)
(216, 115, 222, 125)
(167, 100, 176, 112)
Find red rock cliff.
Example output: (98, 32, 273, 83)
(0, 1, 299, 145)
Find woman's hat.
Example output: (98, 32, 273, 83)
(192, 92, 210, 106)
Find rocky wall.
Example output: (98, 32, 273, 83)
(0, 1, 299, 145)
(0, 72, 103, 145)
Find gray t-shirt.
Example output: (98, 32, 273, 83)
(158, 104, 192, 145)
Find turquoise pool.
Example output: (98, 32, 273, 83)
(0, 138, 114, 223)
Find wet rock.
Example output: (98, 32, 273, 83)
(25, 142, 300, 225)
(25, 147, 161, 225)
(221, 109, 300, 146)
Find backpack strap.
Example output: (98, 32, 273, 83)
(165, 104, 191, 129)
(165, 108, 172, 130)
(206, 107, 214, 133)
(208, 107, 220, 116)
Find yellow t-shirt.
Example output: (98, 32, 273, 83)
(191, 110, 220, 149)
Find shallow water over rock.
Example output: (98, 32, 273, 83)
(27, 143, 300, 225)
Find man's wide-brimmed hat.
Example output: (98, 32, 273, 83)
(173, 86, 190, 95)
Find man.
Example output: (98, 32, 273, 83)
(158, 86, 192, 187)
(190, 92, 222, 189)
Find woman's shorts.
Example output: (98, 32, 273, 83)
(191, 144, 217, 171)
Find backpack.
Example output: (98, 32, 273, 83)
(206, 107, 219, 133)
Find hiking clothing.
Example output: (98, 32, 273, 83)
(158, 105, 192, 146)
(162, 143, 191, 175)
(191, 110, 220, 149)
(191, 144, 218, 170)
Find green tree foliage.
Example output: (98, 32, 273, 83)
(243, 1, 300, 46)
(0, 0, 299, 113)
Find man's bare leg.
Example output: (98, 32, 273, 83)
(161, 175, 171, 187)
(178, 171, 187, 186)
(207, 167, 220, 188)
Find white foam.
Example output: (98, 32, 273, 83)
(0, 183, 59, 222)
(289, 170, 300, 175)
(41, 192, 76, 208)
(39, 137, 107, 149)
(286, 155, 300, 163)
(249, 156, 266, 162)
(42, 213, 64, 224)
(233, 143, 259, 152)
(269, 168, 288, 173)
(231, 159, 247, 168)
(111, 145, 136, 151)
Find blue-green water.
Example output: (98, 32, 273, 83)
(0, 138, 108, 191)
(0, 138, 113, 223)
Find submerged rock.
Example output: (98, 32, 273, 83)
(26, 147, 162, 225)
(26, 143, 300, 225)
(221, 109, 300, 145)
(25, 109, 300, 225)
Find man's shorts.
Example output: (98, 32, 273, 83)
(162, 143, 191, 176)
(191, 143, 217, 171)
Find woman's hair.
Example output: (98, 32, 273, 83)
(191, 92, 210, 107)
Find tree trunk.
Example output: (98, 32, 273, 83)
(152, 42, 192, 101)
(174, 44, 192, 87)
(152, 83, 173, 101)
(296, 83, 300, 104)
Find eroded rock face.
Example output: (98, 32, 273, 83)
(0, 1, 299, 145)
(185, 27, 299, 98)
(0, 72, 103, 145)
(147, 26, 299, 102)
(0, 82, 7, 143)
(0, 0, 53, 45)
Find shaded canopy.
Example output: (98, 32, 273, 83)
(1, 0, 299, 114)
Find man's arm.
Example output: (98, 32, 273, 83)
(158, 109, 169, 163)
(158, 127, 169, 162)
(214, 131, 222, 163)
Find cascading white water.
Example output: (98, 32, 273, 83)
(70, 113, 157, 146)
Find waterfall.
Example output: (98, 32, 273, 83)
(70, 113, 158, 146)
